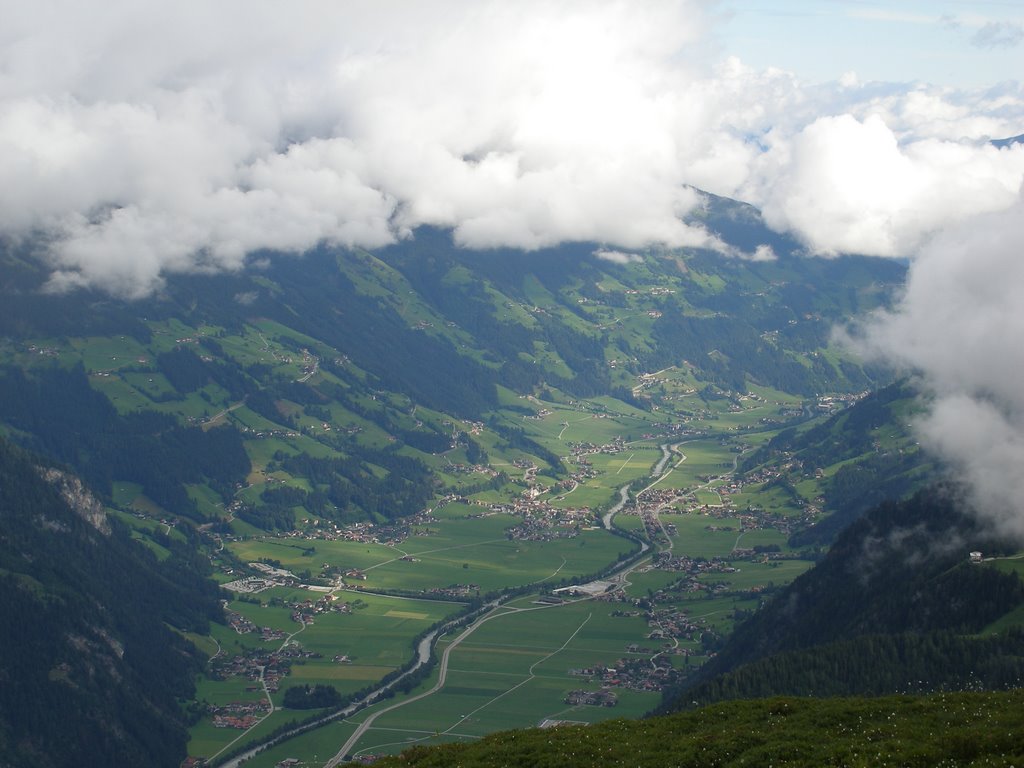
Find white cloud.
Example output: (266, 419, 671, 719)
(749, 114, 1024, 257)
(847, 200, 1024, 539)
(748, 244, 777, 262)
(0, 0, 1023, 297)
(593, 249, 643, 265)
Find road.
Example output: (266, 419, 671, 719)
(203, 398, 247, 429)
(217, 615, 454, 768)
(324, 601, 508, 766)
(297, 354, 320, 383)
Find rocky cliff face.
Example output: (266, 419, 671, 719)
(36, 466, 110, 534)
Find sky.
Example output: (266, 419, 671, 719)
(720, 1, 1024, 87)
(2, 0, 1024, 536)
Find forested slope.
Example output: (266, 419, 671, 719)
(0, 436, 220, 768)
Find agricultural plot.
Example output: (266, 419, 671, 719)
(645, 440, 737, 492)
(228, 510, 635, 595)
(88, 373, 152, 412)
(661, 513, 756, 558)
(71, 335, 151, 372)
(360, 528, 629, 593)
(547, 482, 619, 511)
(229, 537, 398, 574)
(346, 599, 661, 756)
(588, 449, 661, 481)
(697, 558, 814, 591)
(110, 481, 176, 520)
(237, 721, 360, 768)
(729, 482, 808, 517)
(693, 489, 723, 506)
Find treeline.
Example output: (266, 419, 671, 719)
(0, 437, 221, 768)
(155, 345, 251, 398)
(0, 250, 153, 342)
(269, 449, 436, 525)
(304, 376, 453, 455)
(738, 382, 908, 473)
(793, 449, 929, 546)
(0, 364, 249, 518)
(685, 630, 1024, 707)
(374, 232, 645, 400)
(282, 684, 342, 710)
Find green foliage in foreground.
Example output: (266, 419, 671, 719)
(376, 689, 1024, 767)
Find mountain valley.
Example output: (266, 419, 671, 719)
(1, 194, 1020, 767)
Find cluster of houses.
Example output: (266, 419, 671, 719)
(554, 459, 601, 494)
(567, 437, 627, 459)
(279, 509, 441, 547)
(523, 407, 553, 420)
(217, 422, 300, 439)
(564, 689, 619, 707)
(209, 699, 270, 730)
(621, 463, 821, 546)
(211, 641, 320, 697)
(500, 500, 594, 542)
(644, 552, 736, 579)
(579, 654, 683, 693)
(211, 647, 288, 694)
(644, 606, 710, 644)
(222, 574, 278, 594)
(25, 344, 60, 358)
(443, 460, 492, 476)
(424, 583, 481, 599)
(223, 606, 286, 641)
(280, 593, 351, 625)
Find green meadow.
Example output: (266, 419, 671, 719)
(227, 518, 633, 594)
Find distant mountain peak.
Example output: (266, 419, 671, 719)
(991, 133, 1024, 148)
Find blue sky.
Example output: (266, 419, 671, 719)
(719, 0, 1024, 86)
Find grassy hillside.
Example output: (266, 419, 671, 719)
(373, 689, 1024, 767)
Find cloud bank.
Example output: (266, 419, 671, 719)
(5, 1, 1024, 536)
(1, 0, 1023, 297)
(849, 200, 1024, 539)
